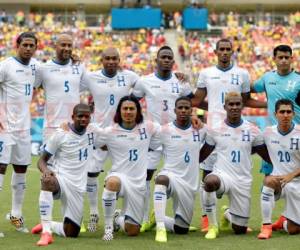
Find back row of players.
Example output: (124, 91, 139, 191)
(0, 32, 299, 245)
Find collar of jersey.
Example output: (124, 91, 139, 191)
(101, 69, 117, 78)
(13, 56, 30, 66)
(155, 72, 172, 81)
(119, 122, 136, 131)
(224, 118, 243, 128)
(216, 64, 234, 72)
(68, 123, 86, 135)
(52, 59, 70, 66)
(276, 70, 294, 78)
(173, 121, 191, 130)
(277, 122, 295, 136)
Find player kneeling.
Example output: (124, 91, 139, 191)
(32, 104, 93, 246)
(97, 96, 160, 241)
(200, 92, 271, 239)
(258, 99, 300, 239)
(153, 97, 206, 242)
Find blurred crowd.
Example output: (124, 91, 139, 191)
(2, 10, 300, 117)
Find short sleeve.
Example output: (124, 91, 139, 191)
(252, 127, 264, 147)
(44, 131, 61, 155)
(205, 129, 216, 146)
(241, 70, 251, 93)
(149, 122, 162, 150)
(92, 124, 108, 148)
(0, 61, 6, 83)
(79, 66, 90, 92)
(128, 70, 140, 88)
(253, 74, 266, 93)
(196, 71, 207, 89)
(132, 78, 145, 98)
(33, 62, 43, 88)
(180, 82, 193, 97)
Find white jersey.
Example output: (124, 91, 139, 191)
(45, 126, 95, 192)
(158, 122, 206, 192)
(132, 72, 193, 125)
(93, 121, 160, 188)
(205, 120, 263, 184)
(35, 60, 87, 128)
(197, 65, 250, 125)
(0, 57, 38, 132)
(264, 124, 300, 179)
(85, 69, 138, 127)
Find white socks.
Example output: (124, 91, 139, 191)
(102, 188, 117, 229)
(115, 215, 125, 231)
(199, 181, 206, 216)
(11, 172, 26, 218)
(143, 180, 151, 222)
(50, 221, 65, 237)
(87, 176, 99, 215)
(39, 190, 53, 233)
(153, 184, 167, 230)
(203, 191, 217, 226)
(261, 186, 275, 224)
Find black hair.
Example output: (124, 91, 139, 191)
(157, 45, 173, 57)
(216, 38, 232, 50)
(175, 96, 192, 107)
(16, 32, 38, 46)
(114, 95, 143, 125)
(273, 45, 292, 57)
(275, 99, 294, 112)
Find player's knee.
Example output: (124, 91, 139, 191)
(105, 176, 121, 192)
(203, 175, 220, 192)
(64, 218, 80, 237)
(232, 224, 247, 234)
(88, 172, 99, 178)
(0, 164, 7, 174)
(263, 176, 279, 189)
(155, 175, 169, 186)
(287, 220, 300, 235)
(202, 170, 212, 181)
(124, 222, 140, 236)
(12, 165, 28, 173)
(174, 224, 189, 234)
(146, 169, 155, 181)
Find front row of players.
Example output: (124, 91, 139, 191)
(32, 93, 300, 245)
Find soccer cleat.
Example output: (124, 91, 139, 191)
(113, 209, 121, 232)
(201, 215, 209, 233)
(36, 232, 54, 246)
(205, 225, 219, 240)
(155, 228, 167, 243)
(257, 224, 272, 239)
(80, 222, 87, 233)
(102, 226, 114, 241)
(220, 205, 231, 231)
(6, 213, 29, 233)
(140, 210, 156, 233)
(31, 223, 43, 234)
(87, 214, 99, 232)
(272, 215, 286, 231)
(189, 226, 197, 232)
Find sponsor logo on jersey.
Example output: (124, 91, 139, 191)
(117, 134, 127, 138)
(271, 140, 280, 144)
(151, 85, 161, 89)
(16, 70, 24, 73)
(50, 69, 60, 72)
(97, 79, 107, 84)
(171, 135, 181, 139)
(269, 82, 276, 85)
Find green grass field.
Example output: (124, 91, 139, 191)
(1, 156, 300, 250)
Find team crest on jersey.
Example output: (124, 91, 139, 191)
(138, 128, 148, 140)
(290, 138, 299, 150)
(72, 65, 80, 75)
(171, 82, 179, 93)
(231, 74, 240, 85)
(30, 64, 36, 75)
(241, 130, 250, 142)
(192, 131, 201, 141)
(117, 75, 126, 86)
(87, 133, 94, 145)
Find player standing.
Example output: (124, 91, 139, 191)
(199, 92, 271, 239)
(192, 38, 266, 231)
(0, 32, 38, 234)
(258, 99, 300, 239)
(153, 97, 206, 243)
(32, 104, 93, 246)
(132, 46, 194, 231)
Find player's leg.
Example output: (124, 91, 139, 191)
(35, 174, 60, 246)
(141, 149, 161, 232)
(86, 171, 100, 232)
(203, 174, 221, 239)
(0, 163, 8, 237)
(258, 175, 281, 239)
(153, 175, 169, 242)
(199, 169, 211, 232)
(102, 176, 120, 241)
(284, 219, 300, 235)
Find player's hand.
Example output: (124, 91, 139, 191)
(101, 145, 108, 151)
(174, 72, 189, 82)
(70, 54, 80, 65)
(42, 169, 55, 179)
(274, 173, 294, 187)
(0, 122, 4, 132)
(60, 122, 69, 131)
(191, 107, 203, 129)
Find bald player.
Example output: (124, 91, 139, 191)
(83, 47, 139, 232)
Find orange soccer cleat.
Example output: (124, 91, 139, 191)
(31, 224, 43, 234)
(257, 224, 272, 239)
(201, 215, 209, 233)
(272, 215, 286, 231)
(36, 232, 54, 246)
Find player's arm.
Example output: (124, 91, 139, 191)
(191, 88, 208, 110)
(274, 167, 300, 187)
(37, 151, 55, 177)
(252, 144, 272, 164)
(242, 92, 267, 108)
(199, 142, 215, 163)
